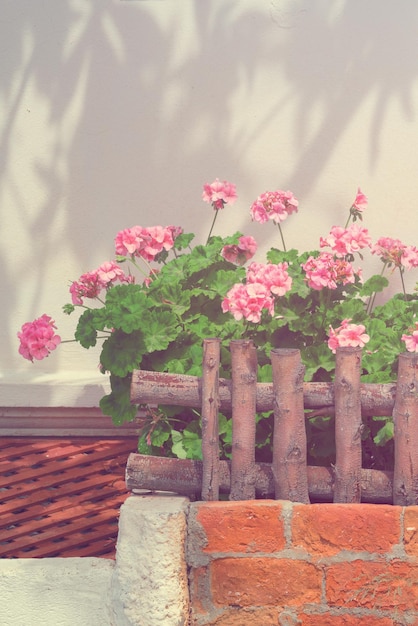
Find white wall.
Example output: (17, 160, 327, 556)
(2, 0, 418, 404)
(0, 558, 114, 626)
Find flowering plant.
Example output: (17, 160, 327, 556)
(18, 181, 418, 469)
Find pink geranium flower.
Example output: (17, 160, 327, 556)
(139, 226, 175, 261)
(70, 262, 132, 305)
(222, 260, 292, 323)
(352, 188, 368, 213)
(202, 179, 237, 210)
(96, 261, 130, 286)
(246, 261, 292, 296)
(70, 271, 103, 305)
(400, 245, 418, 270)
(371, 237, 405, 267)
(221, 235, 257, 265)
(17, 314, 61, 362)
(167, 225, 183, 241)
(402, 323, 418, 352)
(250, 190, 298, 224)
(115, 225, 145, 256)
(328, 319, 370, 353)
(320, 224, 372, 257)
(222, 282, 274, 323)
(115, 225, 175, 261)
(302, 253, 359, 291)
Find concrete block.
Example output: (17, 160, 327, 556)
(112, 494, 190, 626)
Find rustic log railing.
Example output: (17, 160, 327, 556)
(127, 340, 418, 505)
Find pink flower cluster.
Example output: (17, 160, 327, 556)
(246, 261, 292, 296)
(328, 319, 370, 353)
(18, 314, 61, 362)
(222, 261, 292, 323)
(221, 235, 257, 265)
(371, 237, 418, 270)
(302, 252, 360, 290)
(250, 190, 298, 224)
(402, 323, 418, 353)
(202, 178, 238, 210)
(320, 224, 372, 257)
(115, 225, 180, 261)
(70, 261, 132, 305)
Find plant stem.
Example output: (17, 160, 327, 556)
(277, 223, 287, 252)
(130, 255, 158, 280)
(344, 213, 353, 229)
(206, 210, 219, 244)
(366, 262, 387, 315)
(319, 289, 332, 331)
(399, 266, 407, 299)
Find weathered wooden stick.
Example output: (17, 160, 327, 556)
(393, 352, 418, 505)
(201, 339, 221, 501)
(271, 349, 309, 503)
(130, 370, 396, 416)
(125, 454, 393, 503)
(333, 347, 362, 503)
(229, 340, 257, 501)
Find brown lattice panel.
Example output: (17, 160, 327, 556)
(0, 438, 136, 558)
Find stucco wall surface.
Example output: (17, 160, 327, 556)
(0, 557, 114, 626)
(2, 0, 418, 405)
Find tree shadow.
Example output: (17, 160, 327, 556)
(1, 1, 418, 375)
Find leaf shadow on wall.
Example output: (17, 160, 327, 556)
(1, 1, 418, 374)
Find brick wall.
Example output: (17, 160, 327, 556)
(186, 501, 418, 626)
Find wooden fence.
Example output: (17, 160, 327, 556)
(126, 339, 418, 505)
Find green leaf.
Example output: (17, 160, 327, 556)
(171, 430, 188, 459)
(150, 283, 191, 316)
(142, 310, 180, 353)
(105, 285, 150, 333)
(373, 420, 394, 446)
(266, 248, 300, 265)
(137, 420, 172, 456)
(100, 330, 146, 376)
(172, 422, 202, 460)
(75, 308, 108, 348)
(359, 275, 389, 297)
(63, 303, 76, 315)
(174, 232, 195, 250)
(99, 374, 137, 425)
(258, 364, 272, 382)
(149, 420, 172, 447)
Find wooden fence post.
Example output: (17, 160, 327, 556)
(333, 346, 362, 503)
(201, 338, 221, 501)
(229, 340, 258, 501)
(393, 352, 418, 505)
(271, 348, 309, 503)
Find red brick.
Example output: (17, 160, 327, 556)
(326, 559, 418, 611)
(207, 608, 279, 625)
(404, 507, 418, 556)
(292, 504, 401, 556)
(195, 501, 286, 554)
(297, 614, 394, 625)
(211, 557, 322, 607)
